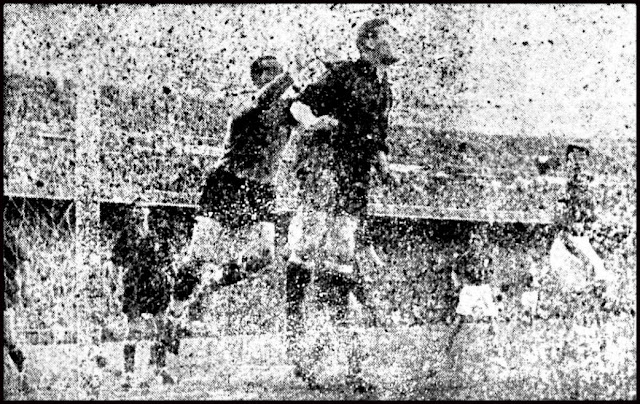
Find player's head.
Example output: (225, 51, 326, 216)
(565, 143, 594, 183)
(127, 202, 151, 237)
(250, 55, 283, 88)
(356, 17, 401, 66)
(566, 144, 590, 164)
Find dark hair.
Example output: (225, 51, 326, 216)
(356, 18, 393, 52)
(566, 144, 590, 160)
(250, 55, 279, 83)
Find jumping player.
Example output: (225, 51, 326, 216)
(172, 56, 298, 320)
(284, 17, 402, 393)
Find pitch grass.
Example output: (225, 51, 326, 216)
(7, 315, 636, 400)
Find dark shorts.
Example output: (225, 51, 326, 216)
(315, 271, 357, 306)
(286, 264, 360, 323)
(199, 168, 276, 229)
(296, 149, 371, 217)
(119, 236, 173, 317)
(122, 266, 171, 317)
(335, 171, 369, 217)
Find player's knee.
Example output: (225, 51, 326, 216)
(330, 216, 358, 262)
(173, 259, 203, 301)
(258, 221, 276, 242)
(288, 209, 329, 263)
(243, 251, 274, 275)
(332, 226, 357, 263)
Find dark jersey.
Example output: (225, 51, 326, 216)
(295, 59, 393, 215)
(216, 73, 297, 184)
(557, 161, 597, 235)
(296, 59, 392, 164)
(113, 208, 173, 316)
(198, 73, 297, 218)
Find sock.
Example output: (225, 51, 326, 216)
(162, 320, 181, 355)
(124, 343, 136, 373)
(285, 261, 311, 352)
(150, 342, 166, 368)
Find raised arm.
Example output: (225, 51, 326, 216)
(290, 101, 339, 132)
(230, 72, 295, 122)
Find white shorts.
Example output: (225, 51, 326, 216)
(186, 216, 275, 267)
(548, 235, 600, 293)
(126, 313, 166, 341)
(456, 284, 499, 319)
(287, 206, 358, 270)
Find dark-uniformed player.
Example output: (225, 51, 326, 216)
(172, 56, 298, 319)
(113, 204, 176, 388)
(546, 144, 615, 316)
(284, 18, 401, 393)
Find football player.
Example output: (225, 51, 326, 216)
(284, 17, 402, 393)
(171, 55, 299, 323)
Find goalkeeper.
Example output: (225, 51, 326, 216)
(283, 17, 402, 393)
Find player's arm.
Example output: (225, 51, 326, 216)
(371, 94, 399, 186)
(372, 146, 402, 187)
(253, 72, 295, 109)
(289, 102, 340, 131)
(559, 230, 598, 270)
(230, 72, 295, 123)
(289, 66, 342, 132)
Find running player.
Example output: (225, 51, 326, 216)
(543, 144, 616, 320)
(284, 17, 402, 393)
(434, 227, 500, 378)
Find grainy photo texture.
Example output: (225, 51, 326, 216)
(3, 3, 636, 400)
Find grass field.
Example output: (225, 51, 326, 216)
(6, 314, 636, 400)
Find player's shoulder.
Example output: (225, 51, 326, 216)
(230, 93, 258, 118)
(326, 59, 359, 75)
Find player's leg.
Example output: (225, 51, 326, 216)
(150, 313, 176, 385)
(236, 179, 278, 277)
(173, 167, 243, 312)
(4, 305, 30, 394)
(172, 215, 231, 319)
(178, 220, 274, 309)
(285, 206, 330, 387)
(4, 344, 23, 397)
(440, 276, 501, 382)
(121, 312, 144, 389)
(119, 266, 139, 386)
(323, 213, 375, 392)
(180, 175, 279, 301)
(4, 305, 26, 373)
(122, 312, 172, 389)
(215, 219, 276, 287)
(324, 214, 359, 276)
(329, 167, 380, 392)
